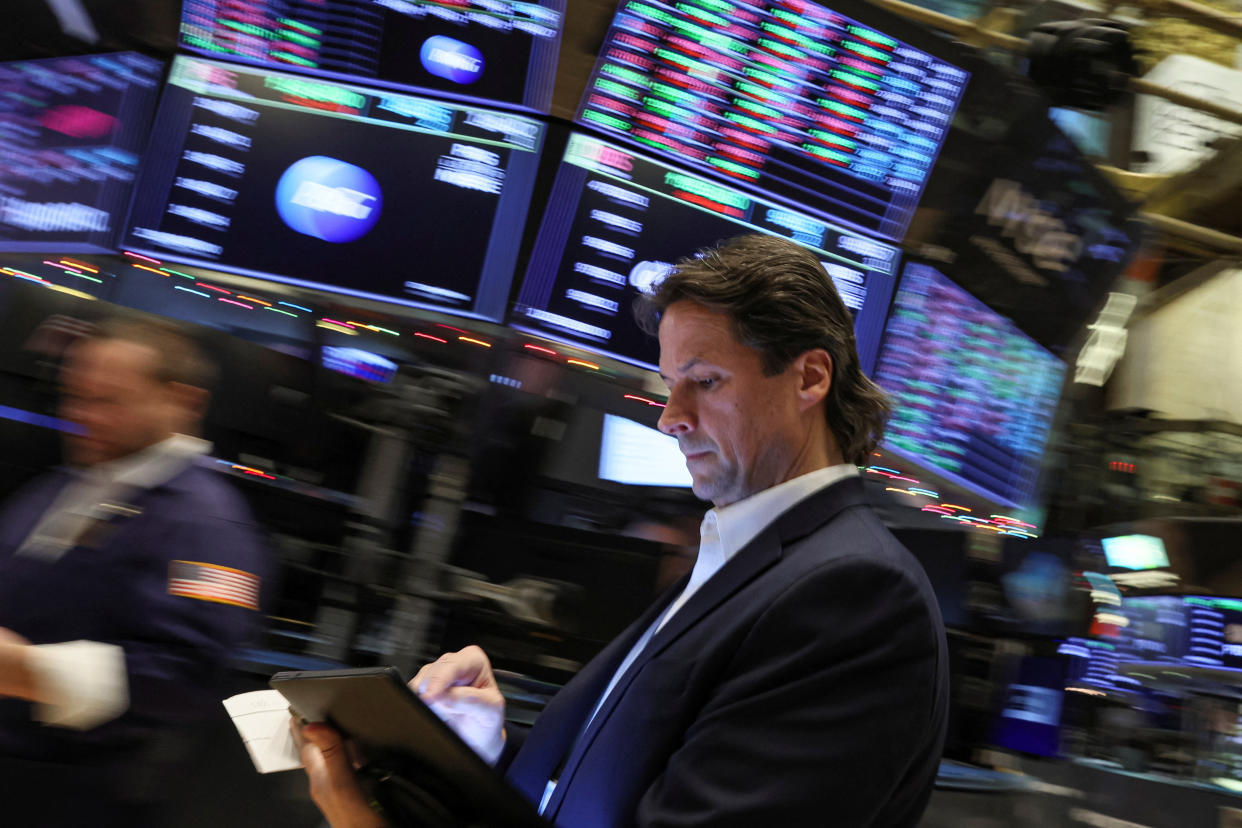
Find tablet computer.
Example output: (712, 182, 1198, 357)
(271, 666, 547, 827)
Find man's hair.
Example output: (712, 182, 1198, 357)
(634, 233, 890, 466)
(88, 317, 218, 390)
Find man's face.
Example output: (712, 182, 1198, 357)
(657, 301, 810, 507)
(59, 339, 179, 467)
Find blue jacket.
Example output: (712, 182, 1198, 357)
(505, 477, 949, 827)
(0, 461, 270, 764)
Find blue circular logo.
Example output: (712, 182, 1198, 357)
(420, 36, 485, 85)
(274, 156, 383, 243)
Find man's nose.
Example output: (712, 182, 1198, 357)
(658, 389, 693, 435)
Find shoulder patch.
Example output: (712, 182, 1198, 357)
(168, 560, 260, 610)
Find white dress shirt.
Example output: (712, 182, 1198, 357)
(539, 463, 859, 813)
(18, 434, 210, 730)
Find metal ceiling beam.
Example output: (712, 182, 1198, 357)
(1135, 0, 1242, 40)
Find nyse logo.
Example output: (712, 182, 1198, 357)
(290, 181, 376, 220)
(275, 156, 383, 243)
(421, 36, 485, 84)
(975, 178, 1083, 273)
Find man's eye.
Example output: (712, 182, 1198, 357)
(698, 378, 716, 389)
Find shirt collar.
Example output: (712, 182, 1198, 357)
(708, 464, 859, 565)
(80, 434, 211, 492)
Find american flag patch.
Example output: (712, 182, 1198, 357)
(168, 560, 260, 611)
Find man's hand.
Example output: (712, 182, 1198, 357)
(293, 720, 387, 828)
(411, 645, 506, 764)
(0, 628, 37, 700)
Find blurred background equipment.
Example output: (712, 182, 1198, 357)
(0, 0, 1240, 825)
(1026, 18, 1136, 111)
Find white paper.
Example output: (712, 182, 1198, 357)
(222, 689, 304, 774)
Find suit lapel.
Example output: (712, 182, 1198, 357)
(645, 477, 868, 664)
(506, 573, 688, 797)
(544, 477, 870, 818)
(544, 529, 783, 817)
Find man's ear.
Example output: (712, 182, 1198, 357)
(794, 349, 832, 412)
(166, 382, 210, 429)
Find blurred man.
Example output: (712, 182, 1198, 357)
(0, 318, 269, 826)
(300, 234, 949, 827)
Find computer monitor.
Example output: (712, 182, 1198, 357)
(599, 413, 692, 489)
(512, 132, 900, 371)
(575, 0, 970, 241)
(991, 656, 1069, 757)
(911, 107, 1145, 349)
(1182, 596, 1242, 670)
(1081, 594, 1242, 673)
(322, 346, 399, 384)
(872, 261, 1065, 510)
(1116, 595, 1187, 665)
(179, 0, 564, 113)
(1102, 534, 1170, 571)
(0, 52, 162, 252)
(121, 56, 543, 322)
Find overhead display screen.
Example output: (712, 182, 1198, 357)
(122, 56, 544, 322)
(873, 262, 1065, 509)
(576, 0, 969, 241)
(180, 0, 564, 113)
(512, 132, 900, 371)
(911, 106, 1145, 349)
(0, 52, 163, 253)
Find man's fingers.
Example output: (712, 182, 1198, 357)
(301, 723, 358, 804)
(425, 684, 503, 717)
(410, 646, 494, 701)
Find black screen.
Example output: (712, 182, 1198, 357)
(0, 52, 162, 253)
(911, 106, 1145, 349)
(513, 132, 899, 371)
(180, 0, 564, 113)
(122, 56, 544, 322)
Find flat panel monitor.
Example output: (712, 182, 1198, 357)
(179, 0, 564, 113)
(599, 413, 692, 488)
(513, 132, 900, 371)
(576, 0, 970, 241)
(873, 262, 1065, 510)
(0, 52, 163, 252)
(322, 345, 399, 383)
(1060, 637, 1121, 693)
(1102, 534, 1170, 571)
(990, 656, 1068, 758)
(912, 106, 1145, 349)
(1182, 596, 1242, 670)
(1116, 595, 1186, 666)
(1105, 595, 1242, 672)
(122, 56, 544, 322)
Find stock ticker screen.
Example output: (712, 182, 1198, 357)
(1181, 597, 1242, 670)
(873, 262, 1065, 509)
(1064, 595, 1242, 692)
(0, 53, 163, 253)
(512, 132, 900, 371)
(576, 0, 969, 241)
(122, 56, 543, 322)
(179, 0, 564, 113)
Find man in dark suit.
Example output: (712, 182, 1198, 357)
(300, 233, 948, 827)
(0, 318, 269, 826)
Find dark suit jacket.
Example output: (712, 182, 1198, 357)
(505, 477, 948, 827)
(0, 462, 270, 763)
